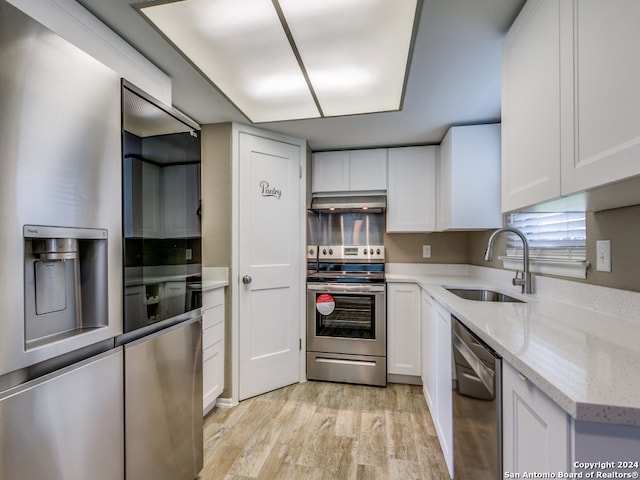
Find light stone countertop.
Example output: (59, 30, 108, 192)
(202, 267, 229, 291)
(124, 266, 229, 291)
(202, 279, 228, 291)
(386, 264, 640, 427)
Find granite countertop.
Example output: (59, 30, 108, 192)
(386, 268, 640, 427)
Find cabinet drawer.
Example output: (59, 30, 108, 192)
(203, 321, 224, 349)
(203, 340, 222, 363)
(202, 288, 224, 310)
(203, 303, 224, 330)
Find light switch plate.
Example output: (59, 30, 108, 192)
(596, 240, 611, 272)
(422, 245, 431, 258)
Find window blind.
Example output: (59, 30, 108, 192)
(505, 212, 586, 260)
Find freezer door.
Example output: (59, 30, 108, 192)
(0, 348, 124, 480)
(124, 317, 203, 480)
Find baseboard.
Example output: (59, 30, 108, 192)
(387, 373, 423, 385)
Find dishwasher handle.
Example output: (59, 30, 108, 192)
(452, 330, 495, 394)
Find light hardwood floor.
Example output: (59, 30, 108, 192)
(198, 381, 450, 480)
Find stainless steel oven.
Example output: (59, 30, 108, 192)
(306, 245, 386, 386)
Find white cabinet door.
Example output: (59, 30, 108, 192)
(312, 151, 349, 192)
(163, 281, 187, 319)
(421, 290, 437, 412)
(503, 0, 640, 212)
(437, 124, 502, 230)
(501, 0, 563, 212)
(203, 288, 225, 414)
(387, 283, 421, 377)
(387, 146, 436, 232)
(123, 158, 161, 238)
(348, 148, 387, 191)
(503, 360, 570, 474)
(560, 0, 640, 195)
(433, 300, 453, 478)
(124, 284, 146, 330)
(163, 164, 200, 238)
(312, 149, 387, 193)
(141, 160, 162, 237)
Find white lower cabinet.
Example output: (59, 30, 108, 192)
(503, 360, 640, 475)
(202, 287, 225, 415)
(420, 290, 453, 478)
(432, 299, 453, 478)
(421, 291, 436, 411)
(502, 360, 571, 474)
(387, 283, 422, 377)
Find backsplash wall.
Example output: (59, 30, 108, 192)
(468, 203, 640, 293)
(383, 203, 640, 293)
(384, 231, 470, 264)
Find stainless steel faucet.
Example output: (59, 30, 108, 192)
(484, 227, 532, 294)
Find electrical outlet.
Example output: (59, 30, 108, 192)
(186, 248, 193, 261)
(422, 245, 431, 258)
(596, 240, 611, 272)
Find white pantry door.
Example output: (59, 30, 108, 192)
(238, 132, 301, 401)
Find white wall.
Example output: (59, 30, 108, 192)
(7, 0, 171, 104)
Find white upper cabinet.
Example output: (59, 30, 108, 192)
(123, 157, 162, 238)
(312, 151, 349, 192)
(387, 146, 437, 232)
(502, 0, 640, 212)
(502, 0, 563, 212)
(312, 149, 387, 193)
(560, 0, 640, 195)
(437, 124, 502, 230)
(348, 149, 388, 191)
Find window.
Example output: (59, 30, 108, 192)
(501, 212, 588, 278)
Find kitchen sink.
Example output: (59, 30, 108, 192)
(444, 287, 524, 303)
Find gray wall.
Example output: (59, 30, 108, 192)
(201, 122, 233, 397)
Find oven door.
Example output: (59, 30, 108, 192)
(306, 283, 386, 357)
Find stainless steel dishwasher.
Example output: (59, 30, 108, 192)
(451, 316, 502, 480)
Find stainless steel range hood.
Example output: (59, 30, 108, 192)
(310, 195, 386, 212)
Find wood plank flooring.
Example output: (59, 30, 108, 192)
(198, 381, 450, 480)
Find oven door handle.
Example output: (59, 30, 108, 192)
(307, 284, 385, 294)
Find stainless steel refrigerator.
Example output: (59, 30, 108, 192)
(0, 1, 124, 478)
(0, 3, 203, 479)
(119, 82, 203, 480)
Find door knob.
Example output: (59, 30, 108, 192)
(242, 275, 252, 285)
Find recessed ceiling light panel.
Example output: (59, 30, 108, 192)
(278, 0, 418, 117)
(140, 0, 320, 122)
(139, 0, 419, 122)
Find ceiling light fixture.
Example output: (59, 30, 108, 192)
(138, 0, 420, 123)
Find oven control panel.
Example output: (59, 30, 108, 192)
(318, 245, 385, 262)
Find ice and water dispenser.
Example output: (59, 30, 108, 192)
(23, 225, 109, 349)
